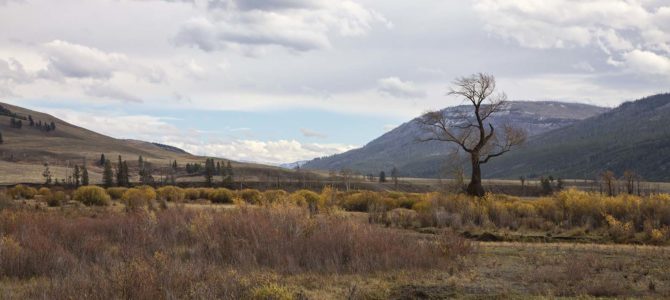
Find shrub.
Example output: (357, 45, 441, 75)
(342, 191, 389, 212)
(48, 191, 67, 207)
(38, 187, 52, 197)
(106, 187, 128, 200)
(238, 189, 262, 204)
(157, 186, 185, 202)
(262, 190, 288, 205)
(122, 188, 156, 211)
(74, 186, 111, 206)
(184, 188, 200, 201)
(208, 188, 234, 204)
(10, 185, 37, 200)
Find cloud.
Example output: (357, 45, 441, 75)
(84, 83, 143, 103)
(300, 128, 327, 138)
(39, 40, 127, 80)
(42, 107, 353, 165)
(377, 77, 426, 98)
(174, 0, 390, 54)
(473, 0, 670, 76)
(623, 49, 670, 75)
(0, 58, 32, 83)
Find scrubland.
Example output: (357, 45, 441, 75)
(1, 185, 670, 298)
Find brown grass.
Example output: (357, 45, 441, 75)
(0, 204, 468, 299)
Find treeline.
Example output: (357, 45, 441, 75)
(9, 115, 56, 132)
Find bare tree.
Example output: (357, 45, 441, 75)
(418, 73, 526, 196)
(601, 170, 616, 196)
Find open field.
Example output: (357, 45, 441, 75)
(2, 185, 670, 298)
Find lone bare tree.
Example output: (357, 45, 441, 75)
(419, 73, 526, 196)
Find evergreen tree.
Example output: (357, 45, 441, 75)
(115, 156, 130, 187)
(122, 161, 130, 187)
(103, 159, 114, 188)
(0, 131, 3, 144)
(42, 162, 53, 185)
(172, 160, 178, 171)
(99, 154, 106, 166)
(223, 161, 234, 188)
(379, 171, 386, 183)
(50, 121, 56, 131)
(73, 165, 81, 187)
(216, 161, 221, 174)
(204, 158, 215, 187)
(28, 116, 34, 126)
(82, 165, 89, 186)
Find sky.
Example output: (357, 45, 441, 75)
(1, 0, 669, 165)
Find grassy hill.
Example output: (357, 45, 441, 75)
(0, 102, 288, 185)
(484, 94, 670, 181)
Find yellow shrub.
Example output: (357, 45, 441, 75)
(262, 190, 288, 205)
(157, 186, 185, 202)
(10, 185, 37, 200)
(106, 187, 128, 200)
(122, 188, 156, 210)
(238, 189, 262, 204)
(74, 186, 111, 206)
(207, 188, 234, 204)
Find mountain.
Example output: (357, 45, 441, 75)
(484, 94, 670, 181)
(302, 101, 609, 177)
(0, 102, 283, 184)
(279, 160, 309, 169)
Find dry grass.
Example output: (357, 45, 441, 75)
(0, 202, 469, 299)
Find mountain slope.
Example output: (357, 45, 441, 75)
(484, 94, 670, 181)
(0, 102, 281, 184)
(303, 101, 608, 177)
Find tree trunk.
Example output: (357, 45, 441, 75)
(467, 155, 485, 197)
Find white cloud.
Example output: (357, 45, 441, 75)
(39, 40, 128, 80)
(473, 0, 670, 76)
(377, 77, 426, 98)
(176, 139, 355, 165)
(623, 49, 670, 75)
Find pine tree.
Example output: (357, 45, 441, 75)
(73, 165, 81, 187)
(122, 161, 130, 187)
(103, 159, 114, 188)
(28, 116, 34, 126)
(379, 171, 386, 183)
(82, 165, 89, 186)
(50, 121, 56, 131)
(216, 161, 221, 174)
(172, 160, 178, 171)
(0, 131, 3, 144)
(99, 154, 106, 166)
(204, 158, 215, 187)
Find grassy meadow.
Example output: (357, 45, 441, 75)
(1, 185, 670, 298)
